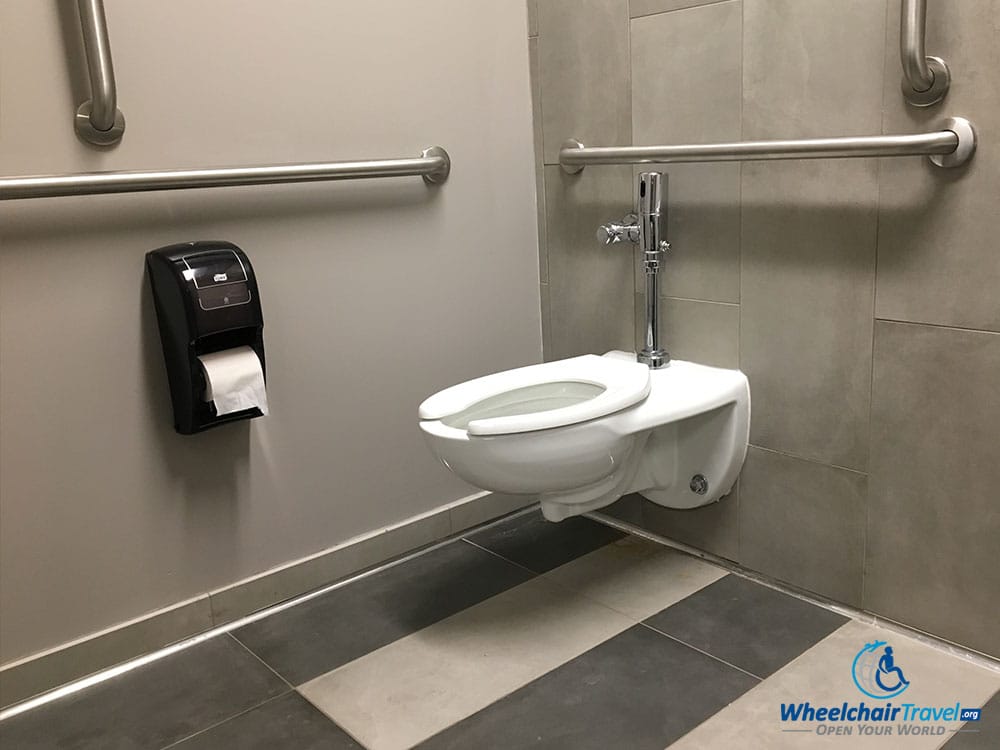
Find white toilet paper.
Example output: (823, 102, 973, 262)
(198, 346, 269, 417)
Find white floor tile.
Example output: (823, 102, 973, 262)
(542, 535, 728, 620)
(667, 620, 1000, 749)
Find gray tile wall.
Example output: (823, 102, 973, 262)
(528, 0, 1000, 657)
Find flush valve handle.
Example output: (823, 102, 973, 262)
(596, 213, 639, 245)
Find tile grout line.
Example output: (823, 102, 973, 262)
(863, 154, 883, 616)
(866, 0, 890, 624)
(638, 621, 764, 682)
(157, 690, 293, 750)
(874, 316, 1000, 336)
(662, 294, 740, 307)
(227, 632, 296, 692)
(460, 537, 545, 578)
(748, 443, 870, 477)
(586, 511, 1000, 674)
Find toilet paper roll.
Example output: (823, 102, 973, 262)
(198, 346, 269, 417)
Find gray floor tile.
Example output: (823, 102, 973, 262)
(233, 540, 534, 685)
(465, 510, 625, 573)
(0, 636, 287, 750)
(167, 691, 360, 750)
(644, 575, 847, 678)
(417, 624, 758, 750)
(942, 689, 1000, 749)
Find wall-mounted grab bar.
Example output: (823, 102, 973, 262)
(0, 147, 451, 200)
(560, 118, 976, 172)
(900, 0, 949, 107)
(74, 0, 125, 145)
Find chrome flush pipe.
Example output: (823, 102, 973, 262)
(636, 172, 669, 368)
(596, 171, 670, 369)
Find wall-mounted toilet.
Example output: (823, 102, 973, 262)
(418, 351, 750, 522)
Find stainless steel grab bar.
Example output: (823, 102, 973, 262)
(0, 147, 451, 200)
(74, 0, 125, 145)
(559, 118, 976, 172)
(900, 0, 949, 107)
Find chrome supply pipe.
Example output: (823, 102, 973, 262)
(561, 118, 976, 172)
(0, 147, 451, 200)
(900, 0, 950, 106)
(75, 0, 125, 145)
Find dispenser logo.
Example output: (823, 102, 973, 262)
(851, 641, 911, 700)
(213, 273, 228, 282)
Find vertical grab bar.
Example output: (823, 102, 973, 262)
(74, 0, 125, 145)
(900, 0, 949, 107)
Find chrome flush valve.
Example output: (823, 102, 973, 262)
(596, 171, 672, 369)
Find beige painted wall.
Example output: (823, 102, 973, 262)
(531, 0, 999, 657)
(0, 0, 540, 663)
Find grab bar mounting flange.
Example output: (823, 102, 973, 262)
(900, 0, 950, 107)
(75, 0, 125, 145)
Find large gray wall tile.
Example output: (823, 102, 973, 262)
(640, 487, 740, 562)
(636, 295, 739, 369)
(538, 0, 631, 164)
(876, 0, 1000, 332)
(743, 0, 886, 138)
(866, 321, 1000, 657)
(630, 3, 741, 303)
(630, 180, 745, 304)
(739, 447, 867, 606)
(637, 164, 741, 303)
(546, 166, 636, 359)
(631, 1, 741, 145)
(740, 159, 877, 470)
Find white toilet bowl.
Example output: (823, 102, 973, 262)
(418, 351, 750, 522)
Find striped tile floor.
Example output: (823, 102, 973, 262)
(1, 510, 997, 749)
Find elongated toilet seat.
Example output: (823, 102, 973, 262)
(418, 354, 651, 436)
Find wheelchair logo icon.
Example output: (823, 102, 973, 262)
(852, 640, 911, 700)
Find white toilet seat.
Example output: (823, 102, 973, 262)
(418, 354, 651, 436)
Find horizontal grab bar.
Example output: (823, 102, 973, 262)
(0, 147, 451, 200)
(560, 118, 976, 172)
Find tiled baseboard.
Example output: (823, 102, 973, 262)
(0, 491, 533, 709)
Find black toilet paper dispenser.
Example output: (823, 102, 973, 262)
(146, 241, 266, 434)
